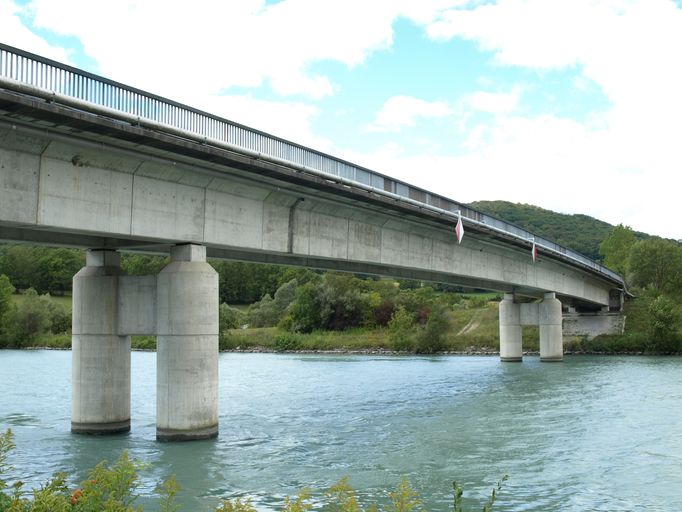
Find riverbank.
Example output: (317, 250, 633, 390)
(4, 293, 680, 355)
(10, 329, 680, 356)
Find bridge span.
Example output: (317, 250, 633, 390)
(0, 44, 625, 440)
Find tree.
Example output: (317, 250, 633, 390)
(0, 274, 14, 319)
(3, 288, 52, 346)
(599, 224, 637, 276)
(647, 295, 680, 352)
(415, 304, 450, 354)
(219, 303, 245, 331)
(0, 244, 39, 290)
(35, 248, 84, 294)
(121, 254, 169, 275)
(0, 275, 16, 346)
(629, 237, 682, 294)
(247, 278, 299, 327)
(388, 307, 415, 352)
(0, 245, 84, 294)
(287, 282, 323, 333)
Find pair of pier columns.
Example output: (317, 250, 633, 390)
(499, 292, 563, 362)
(71, 244, 219, 441)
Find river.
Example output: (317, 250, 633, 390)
(1, 350, 681, 511)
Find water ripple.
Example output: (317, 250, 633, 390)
(2, 352, 682, 511)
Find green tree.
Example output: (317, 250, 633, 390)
(39, 294, 71, 334)
(415, 305, 450, 354)
(629, 237, 682, 294)
(599, 224, 637, 276)
(3, 288, 52, 346)
(287, 282, 323, 333)
(121, 254, 169, 276)
(247, 279, 298, 327)
(647, 295, 680, 352)
(219, 303, 245, 331)
(0, 274, 15, 338)
(35, 248, 84, 295)
(0, 244, 39, 290)
(388, 307, 415, 352)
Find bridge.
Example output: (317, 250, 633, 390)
(0, 44, 625, 440)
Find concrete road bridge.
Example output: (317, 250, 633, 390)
(0, 44, 626, 440)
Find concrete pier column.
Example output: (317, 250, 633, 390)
(499, 293, 522, 362)
(539, 292, 563, 362)
(72, 249, 130, 434)
(156, 244, 219, 441)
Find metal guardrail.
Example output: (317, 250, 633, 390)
(0, 42, 623, 284)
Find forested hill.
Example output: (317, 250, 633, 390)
(469, 200, 642, 261)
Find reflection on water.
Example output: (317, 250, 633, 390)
(1, 350, 681, 511)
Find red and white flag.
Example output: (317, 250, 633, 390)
(455, 212, 464, 244)
(532, 239, 538, 262)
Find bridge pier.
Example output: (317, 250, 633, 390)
(539, 292, 563, 361)
(499, 293, 522, 362)
(499, 292, 564, 362)
(156, 244, 219, 441)
(72, 249, 131, 434)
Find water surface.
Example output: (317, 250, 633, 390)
(1, 351, 681, 511)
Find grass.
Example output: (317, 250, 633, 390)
(221, 304, 505, 353)
(10, 292, 72, 307)
(222, 327, 393, 352)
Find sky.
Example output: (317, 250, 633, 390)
(2, 0, 681, 240)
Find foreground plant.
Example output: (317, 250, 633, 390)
(1, 429, 505, 511)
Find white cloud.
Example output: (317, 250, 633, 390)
(18, 0, 397, 100)
(344, 110, 677, 238)
(466, 89, 520, 114)
(12, 0, 474, 100)
(195, 94, 332, 153)
(0, 0, 71, 63)
(366, 95, 452, 132)
(413, 0, 682, 239)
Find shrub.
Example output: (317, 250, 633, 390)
(1, 428, 507, 511)
(3, 288, 51, 346)
(373, 299, 396, 327)
(388, 307, 415, 352)
(220, 303, 245, 331)
(274, 334, 301, 352)
(39, 294, 71, 334)
(288, 282, 323, 333)
(0, 274, 16, 347)
(219, 332, 240, 351)
(647, 295, 680, 353)
(466, 296, 489, 309)
(415, 305, 450, 354)
(215, 498, 258, 512)
(133, 336, 157, 350)
(389, 478, 422, 512)
(248, 279, 298, 328)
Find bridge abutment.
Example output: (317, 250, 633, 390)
(156, 244, 219, 441)
(71, 249, 131, 434)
